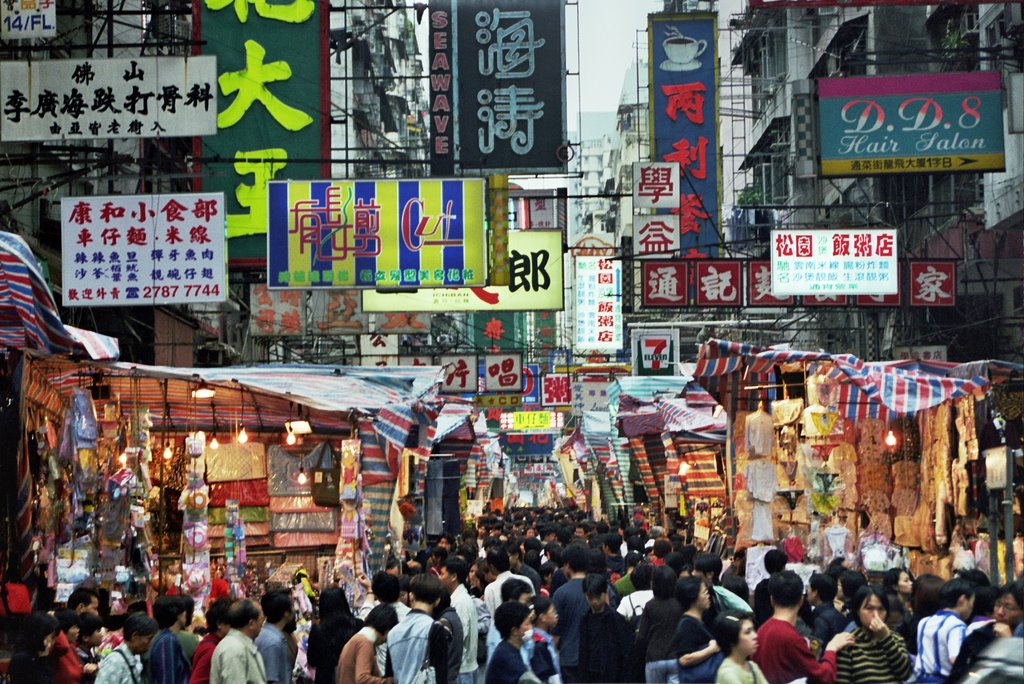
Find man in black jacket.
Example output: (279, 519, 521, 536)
(578, 573, 633, 683)
(808, 573, 847, 655)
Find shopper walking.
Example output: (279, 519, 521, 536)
(306, 588, 362, 684)
(210, 599, 268, 684)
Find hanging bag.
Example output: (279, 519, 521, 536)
(0, 580, 31, 616)
(309, 442, 341, 507)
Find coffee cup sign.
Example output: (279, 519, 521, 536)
(661, 26, 706, 72)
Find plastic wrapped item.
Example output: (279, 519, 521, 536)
(267, 444, 324, 496)
(269, 511, 337, 532)
(71, 389, 98, 450)
(268, 496, 332, 514)
(272, 531, 338, 548)
(206, 442, 267, 483)
(208, 522, 270, 539)
(209, 480, 269, 507)
(207, 507, 268, 525)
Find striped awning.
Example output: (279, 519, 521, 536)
(0, 232, 119, 360)
(694, 338, 991, 419)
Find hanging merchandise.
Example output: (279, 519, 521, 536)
(205, 441, 268, 482)
(309, 442, 341, 508)
(339, 439, 361, 502)
(745, 404, 774, 458)
(771, 398, 803, 427)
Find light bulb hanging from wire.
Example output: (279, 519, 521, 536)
(885, 429, 897, 448)
(237, 426, 248, 444)
(297, 465, 307, 485)
(210, 434, 220, 450)
(163, 443, 173, 460)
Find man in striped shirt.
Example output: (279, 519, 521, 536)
(911, 578, 975, 683)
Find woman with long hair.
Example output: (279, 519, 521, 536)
(904, 574, 943, 655)
(636, 565, 683, 683)
(306, 587, 363, 684)
(835, 586, 912, 684)
(673, 576, 722, 683)
(882, 568, 914, 634)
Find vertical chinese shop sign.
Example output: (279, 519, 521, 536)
(198, 0, 326, 264)
(648, 14, 720, 257)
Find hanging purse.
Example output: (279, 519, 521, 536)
(309, 442, 341, 508)
(0, 580, 31, 616)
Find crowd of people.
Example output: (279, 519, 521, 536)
(6, 509, 1023, 684)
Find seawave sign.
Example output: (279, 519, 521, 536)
(818, 72, 1005, 176)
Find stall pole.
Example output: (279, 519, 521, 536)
(989, 490, 1001, 585)
(1005, 445, 1016, 580)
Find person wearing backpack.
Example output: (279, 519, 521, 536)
(617, 564, 654, 628)
(388, 574, 451, 684)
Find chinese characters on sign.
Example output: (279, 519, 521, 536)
(909, 262, 955, 307)
(362, 231, 562, 312)
(484, 352, 523, 392)
(360, 333, 398, 367)
(60, 193, 227, 306)
(453, 0, 567, 172)
(641, 261, 688, 308)
(634, 215, 681, 256)
(746, 261, 794, 306)
(1, 0, 55, 39)
(648, 14, 720, 256)
(770, 229, 898, 295)
(201, 0, 324, 246)
(541, 374, 572, 406)
(695, 261, 741, 307)
(440, 354, 479, 393)
(249, 284, 303, 336)
(1, 57, 217, 141)
(817, 72, 1005, 176)
(574, 257, 622, 353)
(633, 162, 680, 209)
(267, 179, 486, 288)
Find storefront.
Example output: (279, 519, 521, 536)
(692, 339, 1023, 585)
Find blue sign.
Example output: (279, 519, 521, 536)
(648, 14, 720, 258)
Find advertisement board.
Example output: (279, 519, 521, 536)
(1, 57, 217, 141)
(61, 193, 227, 306)
(200, 0, 326, 255)
(770, 229, 898, 296)
(267, 179, 486, 289)
(1, 0, 55, 39)
(632, 329, 680, 377)
(574, 257, 622, 353)
(362, 230, 562, 312)
(452, 0, 568, 173)
(648, 14, 720, 257)
(750, 0, 986, 8)
(818, 72, 1005, 176)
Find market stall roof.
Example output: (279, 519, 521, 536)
(0, 232, 119, 360)
(28, 356, 443, 433)
(607, 374, 726, 440)
(694, 338, 991, 419)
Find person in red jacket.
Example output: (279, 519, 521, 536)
(752, 570, 856, 684)
(189, 597, 232, 684)
(53, 609, 84, 684)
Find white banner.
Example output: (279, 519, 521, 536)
(574, 257, 622, 353)
(1, 56, 217, 141)
(61, 193, 227, 306)
(770, 229, 898, 295)
(1, 0, 55, 39)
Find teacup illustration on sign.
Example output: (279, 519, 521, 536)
(661, 26, 706, 72)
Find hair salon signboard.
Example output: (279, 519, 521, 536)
(818, 72, 1005, 176)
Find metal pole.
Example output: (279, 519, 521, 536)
(1005, 445, 1016, 581)
(989, 490, 1001, 585)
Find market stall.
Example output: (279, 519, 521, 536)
(692, 339, 1022, 585)
(12, 353, 444, 614)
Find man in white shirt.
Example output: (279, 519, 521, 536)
(913, 578, 975, 682)
(440, 557, 478, 684)
(483, 546, 531, 616)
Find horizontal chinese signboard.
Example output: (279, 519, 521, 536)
(771, 229, 898, 295)
(267, 179, 486, 289)
(1, 0, 55, 39)
(1, 57, 217, 141)
(61, 193, 227, 306)
(818, 72, 1005, 176)
(636, 257, 951, 308)
(362, 230, 562, 312)
(750, 0, 986, 7)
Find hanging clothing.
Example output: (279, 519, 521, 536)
(745, 410, 774, 458)
(751, 501, 774, 542)
(824, 525, 849, 562)
(745, 460, 777, 503)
